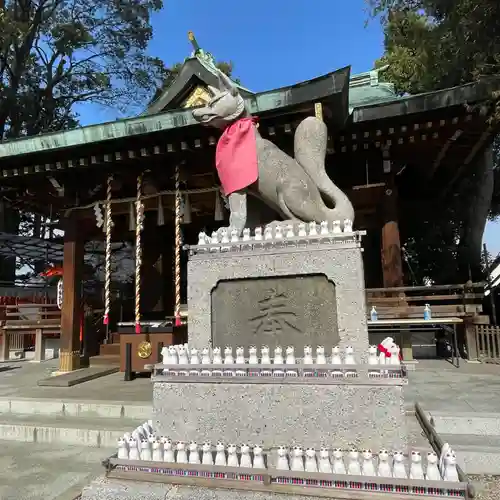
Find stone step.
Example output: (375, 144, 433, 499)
(0, 413, 139, 447)
(89, 354, 120, 367)
(99, 343, 120, 356)
(439, 433, 500, 475)
(0, 397, 152, 420)
(428, 410, 500, 436)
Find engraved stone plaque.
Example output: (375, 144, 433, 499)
(210, 275, 339, 350)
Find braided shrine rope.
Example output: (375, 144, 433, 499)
(135, 174, 144, 334)
(174, 163, 182, 327)
(103, 175, 113, 325)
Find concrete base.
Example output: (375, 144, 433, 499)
(153, 378, 407, 450)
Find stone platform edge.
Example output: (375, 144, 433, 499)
(95, 457, 469, 500)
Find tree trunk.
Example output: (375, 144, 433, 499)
(458, 146, 495, 281)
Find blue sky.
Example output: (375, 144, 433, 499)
(77, 0, 499, 257)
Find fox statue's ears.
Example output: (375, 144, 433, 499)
(207, 71, 238, 98)
(207, 85, 220, 97)
(217, 70, 239, 97)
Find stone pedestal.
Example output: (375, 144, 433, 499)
(152, 375, 407, 451)
(187, 235, 368, 355)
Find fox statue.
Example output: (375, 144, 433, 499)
(191, 70, 354, 236)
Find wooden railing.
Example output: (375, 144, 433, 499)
(475, 325, 500, 362)
(0, 303, 61, 361)
(366, 283, 485, 320)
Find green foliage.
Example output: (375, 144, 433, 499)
(367, 0, 500, 283)
(370, 1, 500, 94)
(0, 0, 167, 139)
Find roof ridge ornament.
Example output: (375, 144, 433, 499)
(188, 31, 218, 72)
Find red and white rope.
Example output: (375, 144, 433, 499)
(135, 174, 144, 334)
(174, 163, 182, 327)
(103, 175, 113, 325)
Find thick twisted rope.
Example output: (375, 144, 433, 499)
(174, 163, 182, 327)
(103, 175, 113, 326)
(65, 186, 219, 216)
(135, 174, 144, 334)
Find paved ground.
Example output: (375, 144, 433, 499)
(3, 358, 500, 412)
(1, 358, 500, 499)
(0, 441, 113, 500)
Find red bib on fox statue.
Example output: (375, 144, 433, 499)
(378, 336, 403, 361)
(215, 117, 259, 195)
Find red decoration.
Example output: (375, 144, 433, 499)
(377, 343, 403, 361)
(40, 266, 63, 278)
(377, 343, 392, 358)
(216, 117, 259, 195)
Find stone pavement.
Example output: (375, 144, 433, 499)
(3, 358, 500, 412)
(406, 360, 500, 412)
(1, 358, 500, 499)
(0, 441, 113, 500)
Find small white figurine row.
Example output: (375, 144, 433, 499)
(118, 433, 458, 482)
(118, 437, 267, 469)
(161, 345, 363, 366)
(197, 220, 354, 247)
(274, 446, 458, 482)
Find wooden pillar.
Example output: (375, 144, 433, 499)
(59, 215, 84, 372)
(380, 151, 404, 288)
(381, 173, 404, 278)
(380, 151, 411, 359)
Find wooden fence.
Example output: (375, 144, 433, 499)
(475, 325, 500, 362)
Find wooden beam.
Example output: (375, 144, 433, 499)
(443, 126, 494, 196)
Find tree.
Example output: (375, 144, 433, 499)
(366, 0, 500, 283)
(0, 0, 166, 281)
(0, 0, 167, 139)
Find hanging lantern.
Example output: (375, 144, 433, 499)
(182, 193, 192, 224)
(57, 278, 64, 310)
(157, 196, 165, 226)
(128, 202, 135, 232)
(214, 190, 224, 221)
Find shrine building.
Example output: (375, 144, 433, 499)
(0, 34, 498, 371)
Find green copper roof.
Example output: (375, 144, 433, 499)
(0, 69, 497, 162)
(0, 67, 350, 159)
(348, 65, 398, 110)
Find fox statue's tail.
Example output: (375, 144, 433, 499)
(294, 117, 354, 225)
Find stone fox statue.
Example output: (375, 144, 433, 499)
(191, 71, 354, 235)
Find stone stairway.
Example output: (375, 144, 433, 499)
(0, 397, 151, 447)
(427, 410, 500, 475)
(90, 333, 120, 367)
